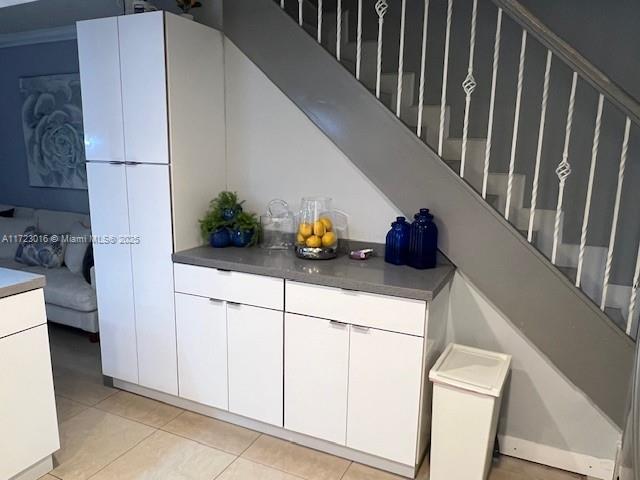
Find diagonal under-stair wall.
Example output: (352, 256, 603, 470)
(223, 0, 634, 427)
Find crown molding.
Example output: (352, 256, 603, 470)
(0, 24, 76, 48)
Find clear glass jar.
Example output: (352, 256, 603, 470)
(260, 199, 295, 250)
(295, 196, 339, 259)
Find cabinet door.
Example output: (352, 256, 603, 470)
(118, 12, 169, 164)
(77, 17, 125, 162)
(347, 327, 423, 465)
(175, 293, 228, 409)
(0, 325, 59, 480)
(227, 303, 283, 426)
(127, 163, 177, 394)
(87, 162, 138, 384)
(284, 313, 349, 445)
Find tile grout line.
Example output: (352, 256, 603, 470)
(239, 435, 349, 480)
(81, 427, 158, 480)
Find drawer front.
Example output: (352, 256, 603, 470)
(0, 289, 46, 338)
(174, 263, 284, 311)
(286, 281, 426, 336)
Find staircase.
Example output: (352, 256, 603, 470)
(224, 0, 637, 427)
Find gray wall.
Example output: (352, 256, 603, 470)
(0, 40, 89, 213)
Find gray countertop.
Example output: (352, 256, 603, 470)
(0, 268, 45, 300)
(173, 246, 455, 301)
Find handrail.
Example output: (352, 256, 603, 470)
(492, 0, 640, 126)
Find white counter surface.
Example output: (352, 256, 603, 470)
(0, 267, 45, 299)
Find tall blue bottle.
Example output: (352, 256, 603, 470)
(384, 216, 410, 265)
(408, 208, 438, 269)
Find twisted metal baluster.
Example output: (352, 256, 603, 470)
(505, 29, 527, 221)
(396, 0, 407, 117)
(317, 0, 323, 43)
(551, 71, 578, 265)
(482, 7, 502, 199)
(356, 0, 362, 80)
(576, 94, 604, 287)
(528, 50, 552, 242)
(438, 0, 453, 157)
(416, 0, 430, 138)
(629, 242, 640, 336)
(460, 0, 478, 179)
(602, 117, 631, 309)
(336, 0, 342, 60)
(375, 0, 388, 99)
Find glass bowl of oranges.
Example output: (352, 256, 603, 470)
(295, 197, 339, 260)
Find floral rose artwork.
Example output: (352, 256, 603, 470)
(20, 74, 87, 189)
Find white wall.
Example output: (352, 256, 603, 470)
(447, 271, 621, 476)
(224, 40, 402, 243)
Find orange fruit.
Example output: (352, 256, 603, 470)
(313, 220, 326, 237)
(306, 235, 322, 248)
(298, 223, 313, 238)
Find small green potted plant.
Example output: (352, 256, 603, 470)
(231, 211, 260, 247)
(199, 191, 259, 248)
(199, 191, 243, 247)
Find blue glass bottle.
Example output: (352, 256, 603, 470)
(408, 208, 438, 269)
(385, 216, 410, 265)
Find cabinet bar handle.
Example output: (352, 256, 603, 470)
(209, 298, 223, 303)
(352, 325, 370, 333)
(227, 301, 241, 307)
(330, 320, 347, 328)
(108, 161, 124, 165)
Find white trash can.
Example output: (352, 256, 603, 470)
(428, 343, 511, 480)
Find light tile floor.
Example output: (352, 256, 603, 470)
(46, 324, 584, 480)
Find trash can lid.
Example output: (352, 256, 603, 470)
(429, 343, 512, 397)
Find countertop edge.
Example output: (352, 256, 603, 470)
(0, 275, 46, 300)
(172, 253, 455, 302)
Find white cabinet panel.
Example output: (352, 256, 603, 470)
(175, 293, 228, 409)
(284, 313, 349, 445)
(87, 162, 138, 384)
(0, 288, 46, 338)
(118, 12, 169, 164)
(77, 17, 125, 162)
(0, 325, 59, 480)
(347, 327, 423, 465)
(227, 303, 283, 426)
(174, 263, 284, 311)
(127, 163, 177, 394)
(286, 281, 426, 336)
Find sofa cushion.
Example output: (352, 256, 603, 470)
(65, 221, 92, 274)
(22, 265, 97, 312)
(15, 226, 67, 268)
(0, 217, 35, 259)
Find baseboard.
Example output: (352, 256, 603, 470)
(499, 435, 615, 480)
(10, 455, 53, 480)
(113, 379, 416, 478)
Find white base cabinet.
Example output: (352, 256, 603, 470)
(228, 304, 283, 426)
(167, 263, 449, 477)
(347, 326, 423, 466)
(175, 293, 228, 410)
(284, 313, 349, 444)
(0, 287, 59, 480)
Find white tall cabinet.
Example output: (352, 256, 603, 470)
(78, 12, 225, 395)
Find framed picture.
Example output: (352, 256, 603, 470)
(20, 73, 87, 190)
